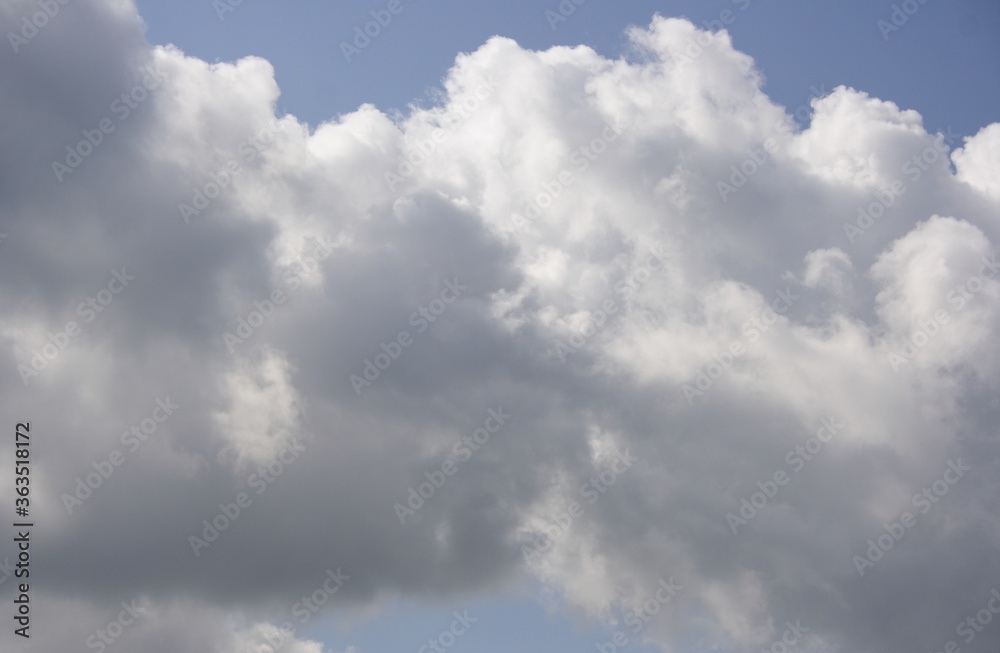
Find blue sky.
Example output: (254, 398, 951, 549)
(135, 0, 999, 138)
(289, 583, 675, 653)
(298, 594, 647, 653)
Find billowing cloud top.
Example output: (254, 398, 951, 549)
(2, 2, 999, 652)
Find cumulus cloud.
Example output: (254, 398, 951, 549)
(953, 123, 1000, 201)
(1, 2, 999, 653)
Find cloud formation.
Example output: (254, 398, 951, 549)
(1, 2, 999, 652)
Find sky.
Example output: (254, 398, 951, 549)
(1, 1, 999, 653)
(128, 0, 1000, 139)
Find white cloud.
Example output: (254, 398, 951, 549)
(953, 122, 1000, 201)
